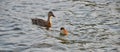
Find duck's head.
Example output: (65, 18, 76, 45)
(60, 27, 68, 36)
(48, 11, 55, 17)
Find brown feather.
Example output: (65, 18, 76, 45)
(31, 18, 48, 27)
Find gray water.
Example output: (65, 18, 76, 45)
(0, 0, 120, 52)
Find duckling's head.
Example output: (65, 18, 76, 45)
(60, 27, 65, 30)
(48, 11, 55, 17)
(60, 27, 68, 36)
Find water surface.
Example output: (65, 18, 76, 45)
(0, 0, 120, 52)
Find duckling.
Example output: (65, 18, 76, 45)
(31, 11, 55, 30)
(60, 27, 68, 36)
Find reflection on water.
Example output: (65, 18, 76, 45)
(0, 0, 120, 52)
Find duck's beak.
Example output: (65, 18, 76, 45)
(52, 14, 55, 17)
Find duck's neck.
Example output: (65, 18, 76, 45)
(47, 16, 52, 23)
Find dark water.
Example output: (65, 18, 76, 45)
(0, 0, 120, 52)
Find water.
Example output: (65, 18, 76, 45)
(0, 0, 120, 52)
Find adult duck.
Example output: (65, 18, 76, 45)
(31, 11, 55, 30)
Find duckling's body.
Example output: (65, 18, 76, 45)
(60, 27, 68, 36)
(31, 11, 55, 30)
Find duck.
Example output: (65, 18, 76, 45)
(60, 27, 68, 36)
(31, 11, 55, 30)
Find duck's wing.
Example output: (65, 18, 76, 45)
(31, 18, 47, 27)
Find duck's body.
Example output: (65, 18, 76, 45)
(32, 18, 51, 27)
(31, 11, 55, 30)
(60, 27, 68, 36)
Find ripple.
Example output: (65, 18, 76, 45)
(115, 8, 120, 13)
(12, 27, 22, 31)
(8, 23, 20, 27)
(0, 29, 11, 32)
(16, 32, 26, 34)
(3, 43, 16, 45)
(12, 5, 27, 8)
(21, 2, 34, 5)
(60, 39, 98, 44)
(0, 34, 9, 36)
(51, 46, 66, 51)
(17, 44, 28, 46)
(0, 49, 13, 52)
(31, 43, 53, 48)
